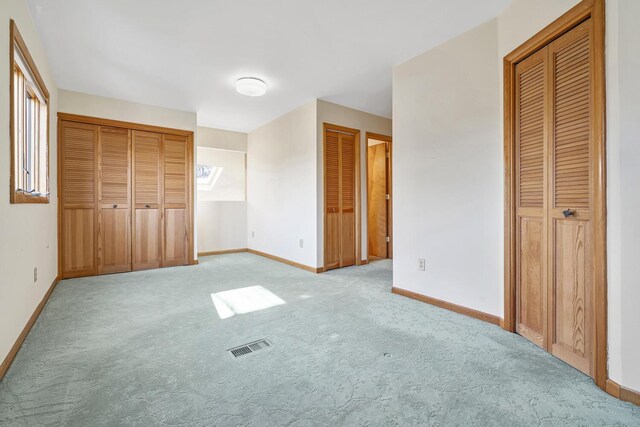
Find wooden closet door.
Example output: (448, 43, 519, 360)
(325, 130, 341, 270)
(98, 127, 131, 274)
(340, 133, 356, 267)
(60, 121, 98, 278)
(547, 19, 594, 376)
(515, 48, 548, 348)
(132, 131, 162, 271)
(162, 134, 189, 267)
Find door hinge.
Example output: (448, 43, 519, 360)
(386, 236, 390, 243)
(386, 194, 390, 200)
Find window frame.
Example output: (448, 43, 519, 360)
(10, 19, 50, 204)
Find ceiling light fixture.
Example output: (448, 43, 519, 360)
(236, 77, 267, 97)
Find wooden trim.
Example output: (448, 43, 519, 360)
(323, 122, 362, 270)
(365, 132, 393, 261)
(198, 248, 248, 256)
(502, 0, 607, 389)
(248, 249, 323, 273)
(392, 287, 502, 326)
(10, 20, 51, 204)
(0, 276, 58, 380)
(606, 379, 640, 407)
(57, 113, 193, 137)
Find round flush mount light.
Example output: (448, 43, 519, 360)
(236, 77, 267, 97)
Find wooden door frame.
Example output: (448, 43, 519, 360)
(57, 112, 196, 279)
(323, 122, 362, 270)
(502, 0, 607, 389)
(365, 132, 393, 260)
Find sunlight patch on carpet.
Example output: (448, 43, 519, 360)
(211, 285, 286, 319)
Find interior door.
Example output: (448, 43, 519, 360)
(162, 134, 189, 267)
(367, 142, 388, 259)
(98, 126, 131, 274)
(515, 19, 595, 376)
(324, 129, 357, 270)
(132, 130, 162, 271)
(60, 121, 98, 278)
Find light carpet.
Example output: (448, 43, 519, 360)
(0, 253, 638, 426)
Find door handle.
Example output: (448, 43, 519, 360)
(562, 209, 573, 218)
(145, 204, 151, 209)
(113, 204, 118, 209)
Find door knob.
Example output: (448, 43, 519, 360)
(113, 204, 118, 208)
(562, 209, 573, 218)
(145, 204, 151, 209)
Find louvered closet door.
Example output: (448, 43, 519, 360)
(515, 48, 548, 349)
(325, 130, 341, 270)
(162, 134, 189, 267)
(60, 121, 98, 278)
(339, 133, 356, 267)
(132, 131, 162, 271)
(98, 127, 131, 274)
(547, 19, 594, 376)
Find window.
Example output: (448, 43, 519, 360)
(10, 20, 50, 204)
(196, 147, 246, 201)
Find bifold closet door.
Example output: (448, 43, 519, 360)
(515, 48, 548, 349)
(515, 18, 594, 376)
(324, 130, 356, 270)
(547, 19, 594, 376)
(60, 121, 98, 279)
(98, 126, 131, 274)
(162, 134, 189, 267)
(132, 131, 162, 271)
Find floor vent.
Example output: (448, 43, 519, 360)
(228, 339, 271, 358)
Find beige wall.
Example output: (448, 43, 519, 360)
(316, 100, 392, 266)
(392, 19, 502, 316)
(0, 0, 59, 372)
(247, 100, 318, 267)
(197, 126, 248, 253)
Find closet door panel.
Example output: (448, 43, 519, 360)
(340, 133, 356, 267)
(98, 127, 131, 274)
(60, 121, 98, 278)
(515, 48, 547, 348)
(133, 131, 162, 270)
(324, 130, 340, 270)
(548, 19, 593, 375)
(162, 135, 189, 266)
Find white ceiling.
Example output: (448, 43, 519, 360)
(27, 0, 509, 132)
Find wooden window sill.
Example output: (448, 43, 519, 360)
(11, 192, 50, 204)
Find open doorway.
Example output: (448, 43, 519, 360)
(366, 133, 392, 262)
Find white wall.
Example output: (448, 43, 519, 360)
(393, 0, 640, 393)
(247, 100, 318, 267)
(0, 0, 59, 371)
(58, 89, 199, 256)
(392, 19, 503, 316)
(197, 126, 248, 253)
(316, 100, 392, 266)
(606, 0, 640, 392)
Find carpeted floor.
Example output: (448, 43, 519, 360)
(0, 253, 638, 426)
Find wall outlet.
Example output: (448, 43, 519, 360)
(299, 239, 304, 248)
(418, 258, 426, 271)
(34, 267, 38, 282)
(251, 231, 255, 238)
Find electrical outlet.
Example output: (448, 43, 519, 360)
(418, 258, 426, 271)
(252, 231, 255, 238)
(299, 239, 304, 248)
(34, 267, 38, 282)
